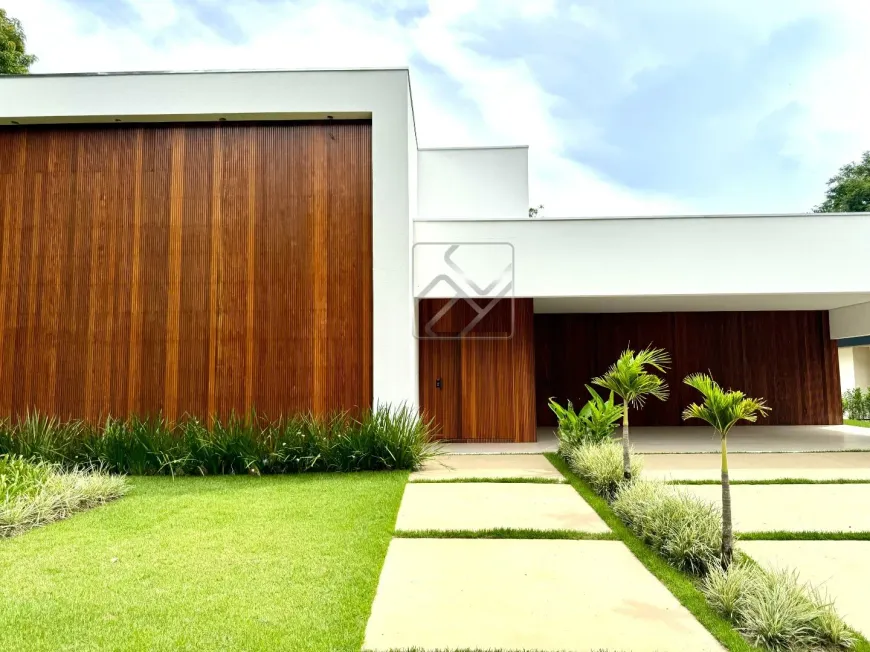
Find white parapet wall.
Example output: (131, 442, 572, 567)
(414, 214, 870, 302)
(830, 302, 870, 340)
(417, 146, 529, 220)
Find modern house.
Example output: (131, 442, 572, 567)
(1, 68, 869, 442)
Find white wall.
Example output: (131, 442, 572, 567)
(856, 347, 870, 388)
(830, 301, 870, 340)
(414, 214, 870, 300)
(417, 147, 529, 220)
(840, 348, 856, 392)
(2, 69, 419, 407)
(840, 346, 870, 394)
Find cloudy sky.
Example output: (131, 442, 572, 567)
(5, 0, 870, 216)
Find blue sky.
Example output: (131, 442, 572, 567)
(6, 0, 869, 216)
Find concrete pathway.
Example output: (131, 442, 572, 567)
(741, 541, 870, 637)
(680, 484, 870, 532)
(644, 452, 870, 481)
(364, 453, 723, 651)
(410, 453, 564, 481)
(395, 482, 610, 533)
(364, 539, 721, 652)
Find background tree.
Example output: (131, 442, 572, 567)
(682, 373, 770, 569)
(592, 345, 671, 480)
(0, 8, 37, 74)
(814, 151, 870, 213)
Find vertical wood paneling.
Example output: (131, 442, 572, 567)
(419, 298, 536, 442)
(535, 311, 842, 427)
(0, 121, 372, 422)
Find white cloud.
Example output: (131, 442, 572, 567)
(3, 0, 686, 216)
(4, 0, 869, 216)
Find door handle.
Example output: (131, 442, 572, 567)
(435, 377, 442, 389)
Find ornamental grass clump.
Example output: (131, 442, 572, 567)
(0, 455, 129, 537)
(702, 562, 856, 651)
(612, 479, 721, 575)
(566, 439, 642, 499)
(0, 404, 439, 475)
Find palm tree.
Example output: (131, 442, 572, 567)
(592, 346, 671, 480)
(682, 373, 770, 569)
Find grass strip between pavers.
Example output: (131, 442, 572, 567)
(408, 477, 564, 484)
(545, 452, 765, 652)
(670, 478, 870, 485)
(394, 528, 616, 540)
(643, 448, 870, 454)
(845, 419, 870, 428)
(737, 530, 870, 541)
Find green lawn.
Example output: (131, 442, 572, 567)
(0, 472, 407, 651)
(846, 419, 870, 428)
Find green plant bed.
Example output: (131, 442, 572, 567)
(545, 453, 764, 652)
(1, 455, 129, 537)
(845, 419, 870, 428)
(0, 406, 439, 475)
(0, 472, 407, 651)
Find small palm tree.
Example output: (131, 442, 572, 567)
(682, 373, 770, 569)
(592, 345, 671, 480)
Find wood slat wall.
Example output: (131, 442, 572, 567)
(535, 311, 842, 427)
(418, 298, 536, 442)
(0, 121, 372, 422)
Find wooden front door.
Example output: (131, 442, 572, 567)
(419, 338, 462, 439)
(418, 298, 536, 442)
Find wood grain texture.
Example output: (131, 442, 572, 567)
(419, 298, 536, 442)
(0, 121, 372, 422)
(535, 311, 842, 427)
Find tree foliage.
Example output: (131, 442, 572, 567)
(814, 151, 870, 213)
(592, 346, 671, 409)
(0, 8, 36, 74)
(681, 373, 770, 437)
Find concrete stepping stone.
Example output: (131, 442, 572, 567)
(410, 454, 564, 482)
(680, 484, 870, 532)
(741, 541, 870, 637)
(644, 452, 870, 482)
(363, 539, 723, 651)
(395, 482, 610, 533)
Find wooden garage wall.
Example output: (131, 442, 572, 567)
(535, 311, 842, 427)
(0, 121, 372, 422)
(419, 298, 536, 442)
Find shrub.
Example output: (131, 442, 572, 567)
(702, 559, 757, 620)
(702, 562, 855, 651)
(566, 440, 642, 499)
(842, 387, 870, 421)
(549, 387, 624, 453)
(0, 412, 86, 464)
(612, 479, 720, 575)
(0, 455, 129, 537)
(0, 404, 440, 476)
(0, 454, 53, 500)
